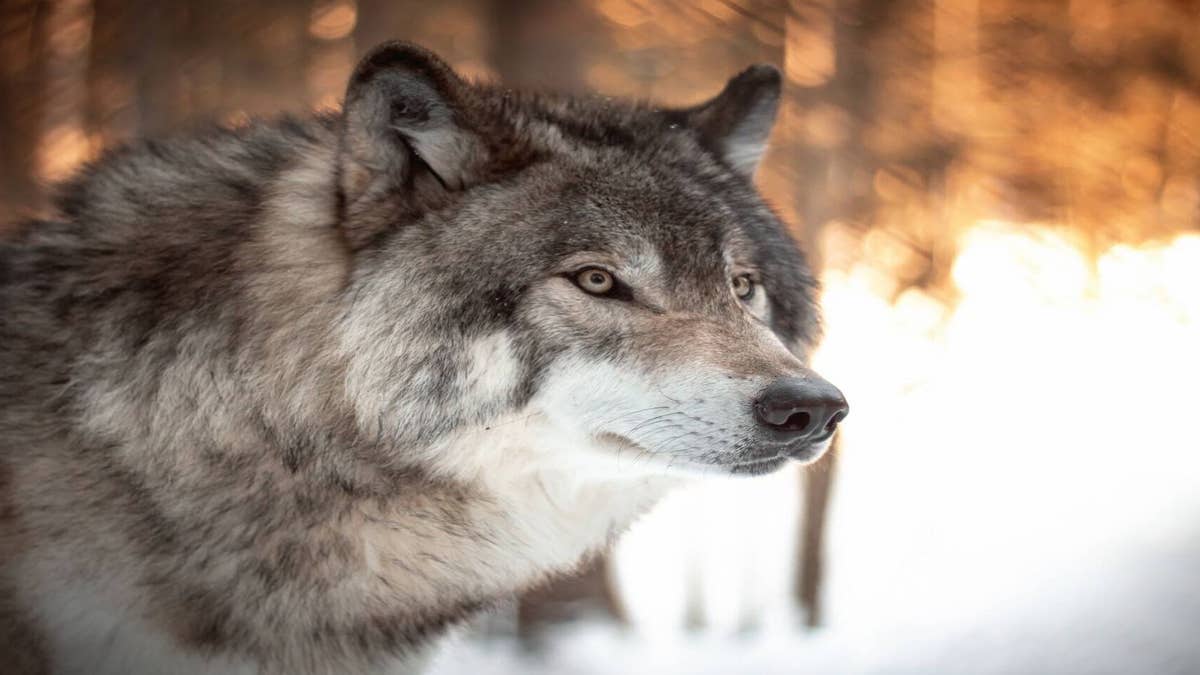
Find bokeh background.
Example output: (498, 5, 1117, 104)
(2, 1, 1199, 673)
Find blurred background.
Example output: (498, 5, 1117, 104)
(3, 1, 1199, 673)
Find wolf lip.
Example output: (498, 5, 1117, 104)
(727, 455, 791, 475)
(782, 444, 820, 460)
(778, 434, 833, 461)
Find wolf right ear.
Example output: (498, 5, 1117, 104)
(679, 64, 782, 178)
(337, 42, 485, 248)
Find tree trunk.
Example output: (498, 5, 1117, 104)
(0, 0, 49, 226)
(792, 0, 900, 627)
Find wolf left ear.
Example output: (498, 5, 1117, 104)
(680, 65, 782, 178)
(337, 42, 485, 248)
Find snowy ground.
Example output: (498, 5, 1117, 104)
(428, 504, 1200, 675)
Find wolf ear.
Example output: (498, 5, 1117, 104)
(681, 65, 781, 178)
(337, 42, 483, 247)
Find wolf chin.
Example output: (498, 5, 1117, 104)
(0, 42, 847, 674)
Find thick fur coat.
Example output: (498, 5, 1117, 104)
(0, 42, 841, 674)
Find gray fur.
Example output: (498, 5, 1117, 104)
(0, 42, 833, 674)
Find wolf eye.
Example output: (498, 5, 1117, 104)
(732, 274, 755, 301)
(575, 268, 615, 295)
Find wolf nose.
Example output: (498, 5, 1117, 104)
(754, 377, 849, 440)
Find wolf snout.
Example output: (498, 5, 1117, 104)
(754, 377, 848, 443)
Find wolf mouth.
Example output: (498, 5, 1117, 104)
(728, 440, 828, 472)
(596, 430, 823, 476)
(726, 455, 792, 475)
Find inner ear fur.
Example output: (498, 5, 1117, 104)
(678, 64, 782, 178)
(337, 41, 486, 248)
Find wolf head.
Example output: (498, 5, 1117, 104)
(336, 43, 847, 481)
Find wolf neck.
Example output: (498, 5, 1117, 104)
(360, 426, 678, 613)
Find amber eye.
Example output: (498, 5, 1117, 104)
(732, 274, 755, 300)
(576, 268, 615, 295)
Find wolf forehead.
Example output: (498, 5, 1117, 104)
(456, 166, 821, 344)
(339, 42, 821, 346)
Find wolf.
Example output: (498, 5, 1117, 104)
(0, 41, 847, 674)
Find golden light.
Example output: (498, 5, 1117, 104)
(306, 41, 355, 108)
(596, 0, 650, 28)
(37, 124, 91, 182)
(800, 103, 849, 148)
(784, 6, 833, 87)
(697, 0, 738, 23)
(309, 0, 357, 41)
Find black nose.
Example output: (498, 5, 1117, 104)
(754, 377, 848, 441)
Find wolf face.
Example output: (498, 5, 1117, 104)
(335, 43, 847, 482)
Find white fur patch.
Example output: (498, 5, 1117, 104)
(531, 355, 771, 475)
(724, 138, 768, 176)
(461, 331, 520, 408)
(30, 582, 255, 675)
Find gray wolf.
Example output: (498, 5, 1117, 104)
(0, 41, 847, 674)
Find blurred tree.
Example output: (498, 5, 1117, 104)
(785, 0, 916, 627)
(0, 0, 47, 225)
